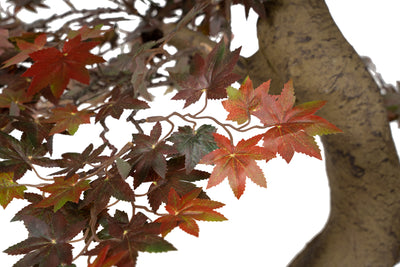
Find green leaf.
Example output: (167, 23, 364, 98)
(116, 158, 131, 179)
(142, 237, 177, 253)
(0, 172, 27, 208)
(167, 124, 218, 173)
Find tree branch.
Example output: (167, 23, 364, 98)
(253, 0, 400, 265)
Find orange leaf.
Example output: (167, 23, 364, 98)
(155, 188, 226, 237)
(200, 133, 274, 198)
(2, 33, 47, 69)
(252, 80, 342, 162)
(222, 77, 270, 124)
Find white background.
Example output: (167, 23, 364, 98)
(1, 0, 399, 266)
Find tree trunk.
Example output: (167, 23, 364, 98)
(244, 0, 400, 266)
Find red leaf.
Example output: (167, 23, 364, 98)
(2, 33, 47, 69)
(42, 104, 93, 135)
(147, 156, 210, 212)
(155, 188, 227, 237)
(131, 122, 176, 187)
(172, 40, 241, 107)
(252, 80, 342, 162)
(200, 133, 275, 199)
(80, 170, 135, 216)
(86, 212, 176, 266)
(35, 174, 91, 212)
(22, 34, 105, 98)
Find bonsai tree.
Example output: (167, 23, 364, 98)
(0, 0, 397, 266)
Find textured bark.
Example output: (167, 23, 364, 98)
(245, 0, 400, 266)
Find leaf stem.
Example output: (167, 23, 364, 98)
(30, 164, 53, 181)
(134, 204, 165, 216)
(193, 92, 208, 117)
(159, 118, 175, 142)
(72, 235, 95, 262)
(69, 228, 89, 244)
(84, 142, 133, 180)
(106, 199, 120, 208)
(188, 114, 234, 144)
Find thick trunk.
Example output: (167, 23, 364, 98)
(245, 0, 400, 265)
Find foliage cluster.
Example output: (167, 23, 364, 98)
(0, 0, 341, 266)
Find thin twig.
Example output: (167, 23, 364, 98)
(193, 91, 208, 117)
(30, 164, 53, 181)
(72, 235, 95, 262)
(106, 199, 120, 208)
(100, 119, 118, 155)
(134, 204, 165, 216)
(69, 228, 89, 244)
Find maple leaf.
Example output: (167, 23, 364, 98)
(0, 172, 27, 208)
(11, 193, 89, 226)
(0, 131, 56, 180)
(0, 87, 33, 114)
(7, 0, 49, 13)
(147, 156, 210, 211)
(251, 80, 342, 162)
(200, 133, 275, 199)
(52, 143, 107, 178)
(11, 116, 54, 153)
(41, 104, 94, 135)
(171, 40, 241, 107)
(167, 124, 218, 173)
(95, 86, 149, 123)
(222, 77, 270, 124)
(5, 212, 85, 266)
(1, 33, 47, 69)
(35, 174, 91, 212)
(22, 34, 105, 98)
(80, 170, 135, 216)
(155, 188, 227, 237)
(0, 70, 31, 95)
(86, 212, 176, 266)
(131, 122, 176, 187)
